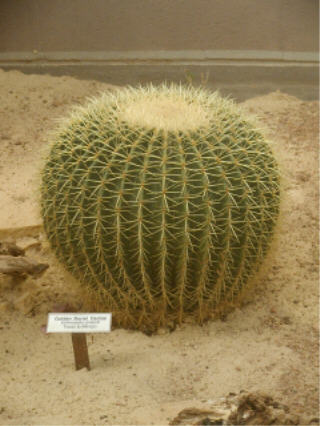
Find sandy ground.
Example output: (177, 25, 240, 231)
(0, 69, 318, 425)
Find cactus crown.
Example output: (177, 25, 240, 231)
(41, 83, 280, 331)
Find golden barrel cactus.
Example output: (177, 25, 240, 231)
(41, 84, 280, 330)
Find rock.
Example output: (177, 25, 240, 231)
(0, 241, 25, 256)
(0, 255, 49, 277)
(16, 236, 41, 252)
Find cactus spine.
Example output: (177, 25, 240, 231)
(41, 84, 280, 330)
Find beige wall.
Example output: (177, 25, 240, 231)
(1, 0, 318, 54)
(1, 0, 318, 100)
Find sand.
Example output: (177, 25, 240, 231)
(0, 69, 318, 425)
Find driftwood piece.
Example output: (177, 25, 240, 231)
(169, 391, 305, 425)
(0, 255, 49, 277)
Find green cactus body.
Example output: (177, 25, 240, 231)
(41, 84, 280, 329)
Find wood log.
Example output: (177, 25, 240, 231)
(0, 255, 49, 276)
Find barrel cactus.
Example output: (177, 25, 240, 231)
(41, 84, 280, 330)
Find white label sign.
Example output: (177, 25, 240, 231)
(46, 313, 112, 333)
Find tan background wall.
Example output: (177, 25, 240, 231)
(0, 0, 318, 100)
(1, 0, 318, 54)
